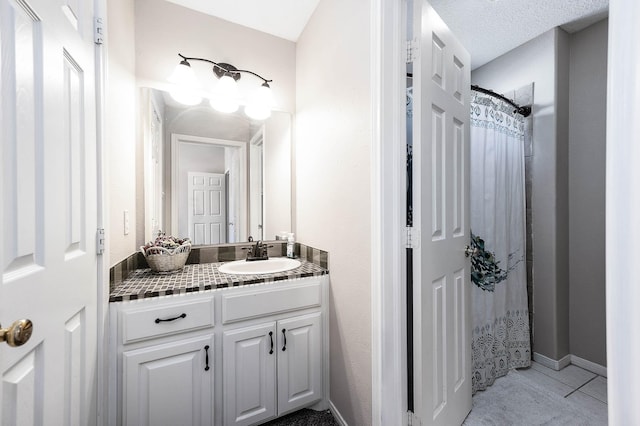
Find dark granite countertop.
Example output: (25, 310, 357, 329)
(109, 259, 328, 302)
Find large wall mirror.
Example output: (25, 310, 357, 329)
(140, 87, 292, 245)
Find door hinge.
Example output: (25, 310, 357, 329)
(407, 411, 422, 426)
(97, 228, 105, 255)
(406, 38, 418, 64)
(405, 227, 420, 249)
(94, 17, 104, 45)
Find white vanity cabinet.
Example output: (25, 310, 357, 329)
(109, 275, 329, 426)
(223, 312, 322, 426)
(222, 322, 277, 426)
(110, 294, 216, 426)
(277, 312, 323, 413)
(123, 334, 214, 426)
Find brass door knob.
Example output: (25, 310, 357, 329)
(0, 319, 33, 347)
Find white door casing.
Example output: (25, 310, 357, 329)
(187, 172, 226, 245)
(606, 0, 640, 423)
(0, 0, 98, 424)
(369, 0, 407, 423)
(412, 1, 472, 425)
(249, 133, 264, 241)
(171, 134, 247, 241)
(144, 93, 163, 241)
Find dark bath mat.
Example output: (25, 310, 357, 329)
(262, 409, 339, 426)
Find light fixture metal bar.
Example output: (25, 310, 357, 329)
(178, 53, 272, 84)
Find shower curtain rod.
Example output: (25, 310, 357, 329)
(471, 85, 532, 117)
(405, 74, 532, 117)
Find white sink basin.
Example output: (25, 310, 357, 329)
(218, 257, 302, 275)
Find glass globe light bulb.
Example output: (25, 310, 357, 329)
(245, 83, 273, 120)
(210, 74, 239, 113)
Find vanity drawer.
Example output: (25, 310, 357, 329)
(120, 297, 215, 344)
(222, 279, 322, 324)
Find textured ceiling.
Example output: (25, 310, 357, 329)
(429, 0, 609, 70)
(165, 0, 321, 42)
(165, 0, 608, 69)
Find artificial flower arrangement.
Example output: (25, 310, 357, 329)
(140, 233, 191, 273)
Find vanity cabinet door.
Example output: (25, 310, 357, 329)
(122, 335, 214, 426)
(223, 322, 277, 426)
(277, 312, 323, 415)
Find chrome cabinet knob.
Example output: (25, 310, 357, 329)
(0, 319, 33, 347)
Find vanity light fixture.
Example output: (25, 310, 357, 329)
(168, 53, 274, 119)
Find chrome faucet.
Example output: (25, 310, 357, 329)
(246, 240, 269, 261)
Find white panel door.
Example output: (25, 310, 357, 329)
(188, 172, 226, 245)
(122, 335, 214, 426)
(223, 322, 276, 426)
(277, 313, 322, 415)
(412, 1, 471, 425)
(0, 0, 98, 425)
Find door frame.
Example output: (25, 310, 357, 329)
(170, 134, 247, 241)
(605, 0, 640, 423)
(248, 127, 265, 240)
(142, 90, 164, 242)
(371, 1, 639, 425)
(370, 0, 407, 425)
(94, 0, 109, 424)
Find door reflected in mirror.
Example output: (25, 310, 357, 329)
(140, 88, 292, 245)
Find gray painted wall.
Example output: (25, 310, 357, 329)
(568, 19, 608, 366)
(471, 20, 609, 367)
(556, 28, 571, 361)
(472, 28, 571, 361)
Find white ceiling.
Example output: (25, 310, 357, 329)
(429, 0, 609, 70)
(165, 0, 321, 42)
(165, 0, 608, 70)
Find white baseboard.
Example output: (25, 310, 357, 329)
(533, 352, 608, 377)
(533, 352, 571, 371)
(570, 354, 608, 377)
(329, 400, 348, 426)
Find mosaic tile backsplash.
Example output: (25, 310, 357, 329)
(109, 242, 329, 300)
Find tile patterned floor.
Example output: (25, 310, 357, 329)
(464, 362, 607, 425)
(262, 409, 338, 426)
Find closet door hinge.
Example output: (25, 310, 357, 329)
(407, 411, 422, 426)
(96, 228, 105, 255)
(406, 38, 418, 64)
(94, 17, 105, 45)
(405, 227, 420, 249)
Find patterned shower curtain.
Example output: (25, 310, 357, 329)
(470, 90, 531, 393)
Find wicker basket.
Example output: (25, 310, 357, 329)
(140, 242, 191, 273)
